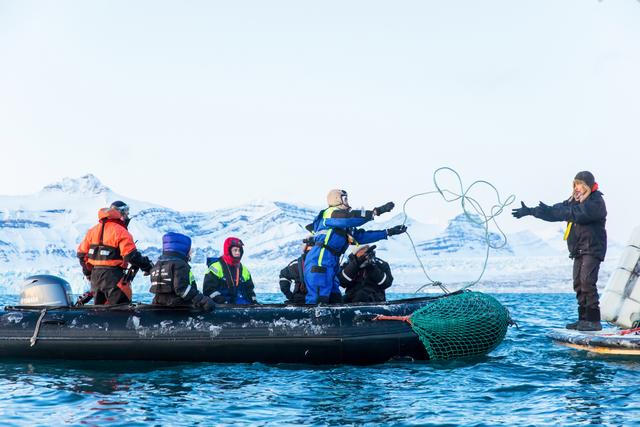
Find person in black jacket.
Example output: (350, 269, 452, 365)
(512, 171, 606, 331)
(339, 245, 393, 303)
(149, 232, 214, 310)
(279, 238, 313, 304)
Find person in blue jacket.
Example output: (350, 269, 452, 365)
(304, 189, 407, 304)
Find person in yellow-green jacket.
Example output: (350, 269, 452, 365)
(203, 237, 257, 305)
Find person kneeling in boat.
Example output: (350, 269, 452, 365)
(76, 201, 153, 305)
(512, 171, 606, 331)
(339, 245, 393, 303)
(304, 189, 407, 304)
(203, 237, 258, 305)
(149, 232, 214, 311)
(279, 237, 313, 304)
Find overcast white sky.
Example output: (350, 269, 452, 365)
(1, 1, 639, 242)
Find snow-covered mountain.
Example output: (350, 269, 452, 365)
(0, 175, 618, 295)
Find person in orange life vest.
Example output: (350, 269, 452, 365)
(203, 237, 257, 305)
(76, 201, 153, 305)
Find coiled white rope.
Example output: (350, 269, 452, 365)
(402, 167, 515, 294)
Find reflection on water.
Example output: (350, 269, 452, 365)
(0, 294, 639, 426)
(563, 360, 614, 426)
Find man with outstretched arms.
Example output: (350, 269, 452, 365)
(303, 189, 407, 304)
(76, 201, 153, 305)
(512, 171, 607, 331)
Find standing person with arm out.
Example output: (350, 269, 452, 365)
(303, 189, 407, 304)
(512, 171, 606, 331)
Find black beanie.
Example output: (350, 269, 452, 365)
(574, 171, 595, 188)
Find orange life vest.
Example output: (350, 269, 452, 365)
(77, 208, 137, 268)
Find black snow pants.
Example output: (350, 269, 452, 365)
(90, 267, 130, 305)
(572, 255, 601, 322)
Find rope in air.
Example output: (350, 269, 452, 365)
(401, 167, 515, 294)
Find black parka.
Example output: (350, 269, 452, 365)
(339, 254, 393, 303)
(279, 254, 307, 304)
(531, 191, 607, 261)
(149, 251, 205, 306)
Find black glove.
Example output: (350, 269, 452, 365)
(79, 258, 92, 279)
(387, 224, 407, 236)
(351, 253, 367, 267)
(141, 256, 153, 275)
(193, 294, 215, 311)
(212, 294, 226, 304)
(75, 291, 94, 307)
(511, 202, 532, 219)
(373, 202, 395, 216)
(359, 258, 373, 269)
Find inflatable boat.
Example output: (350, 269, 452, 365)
(549, 225, 640, 356)
(0, 275, 510, 364)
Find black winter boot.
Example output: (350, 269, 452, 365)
(566, 306, 586, 330)
(576, 321, 602, 331)
(576, 307, 602, 331)
(566, 321, 580, 330)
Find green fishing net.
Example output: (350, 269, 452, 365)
(410, 291, 511, 360)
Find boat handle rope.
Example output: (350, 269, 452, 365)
(373, 314, 413, 325)
(30, 309, 47, 347)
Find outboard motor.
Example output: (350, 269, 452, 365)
(20, 275, 73, 307)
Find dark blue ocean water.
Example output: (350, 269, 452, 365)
(0, 293, 638, 426)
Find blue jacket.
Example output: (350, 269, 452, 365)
(307, 207, 388, 268)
